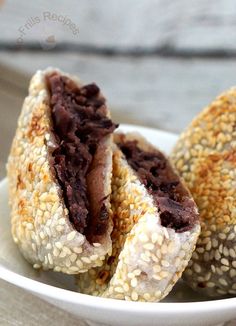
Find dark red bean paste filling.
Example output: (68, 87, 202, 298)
(46, 72, 117, 237)
(118, 140, 198, 232)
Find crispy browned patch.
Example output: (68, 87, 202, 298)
(224, 149, 236, 163)
(16, 174, 25, 190)
(28, 163, 33, 172)
(17, 199, 28, 217)
(27, 113, 46, 141)
(96, 270, 110, 285)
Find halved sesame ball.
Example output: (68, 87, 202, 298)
(76, 133, 200, 301)
(170, 88, 236, 297)
(7, 68, 117, 274)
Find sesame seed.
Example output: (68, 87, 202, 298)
(131, 291, 138, 301)
(196, 247, 204, 253)
(221, 265, 229, 272)
(163, 228, 169, 239)
(232, 283, 236, 290)
(131, 278, 137, 288)
(229, 289, 236, 295)
(70, 253, 77, 263)
(76, 260, 83, 268)
(59, 250, 67, 258)
(217, 289, 227, 295)
(206, 241, 212, 251)
(219, 278, 228, 286)
(124, 296, 131, 301)
(151, 233, 158, 243)
(90, 255, 99, 261)
(46, 243, 52, 250)
(32, 243, 36, 252)
(73, 247, 83, 254)
(58, 217, 66, 225)
(161, 244, 168, 254)
(81, 257, 91, 264)
(55, 242, 63, 249)
(53, 248, 59, 257)
(157, 235, 163, 246)
(48, 253, 53, 265)
(143, 293, 151, 301)
(161, 260, 170, 268)
(56, 225, 64, 232)
(203, 252, 210, 261)
(175, 257, 181, 267)
(67, 230, 76, 241)
(223, 247, 229, 257)
(206, 282, 215, 288)
(193, 263, 201, 273)
(219, 233, 226, 240)
(65, 258, 71, 268)
(219, 244, 223, 254)
(197, 276, 204, 283)
(140, 253, 150, 262)
(160, 271, 169, 278)
(78, 269, 88, 273)
(228, 233, 235, 241)
(154, 265, 161, 273)
(124, 283, 130, 292)
(153, 274, 161, 281)
(39, 231, 46, 240)
(229, 249, 236, 258)
(115, 287, 124, 293)
(216, 267, 223, 276)
(212, 239, 218, 248)
(224, 226, 230, 234)
(45, 227, 51, 237)
(44, 255, 48, 265)
(167, 242, 175, 254)
(69, 266, 79, 273)
(93, 243, 101, 247)
(143, 243, 154, 250)
(133, 269, 141, 276)
(192, 252, 199, 260)
(230, 269, 236, 278)
(232, 261, 236, 268)
(215, 250, 221, 261)
(26, 223, 34, 230)
(155, 290, 161, 297)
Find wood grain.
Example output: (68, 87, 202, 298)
(1, 51, 236, 177)
(1, 0, 236, 53)
(0, 280, 88, 326)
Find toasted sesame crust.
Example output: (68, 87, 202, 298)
(170, 87, 236, 296)
(7, 68, 113, 274)
(77, 133, 200, 301)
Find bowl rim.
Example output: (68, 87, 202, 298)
(1, 261, 236, 315)
(1, 124, 236, 315)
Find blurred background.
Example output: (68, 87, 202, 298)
(1, 1, 236, 178)
(1, 2, 236, 324)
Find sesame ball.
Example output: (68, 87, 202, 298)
(171, 88, 236, 297)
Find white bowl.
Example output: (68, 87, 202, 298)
(1, 124, 236, 326)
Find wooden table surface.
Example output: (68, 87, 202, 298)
(1, 1, 236, 325)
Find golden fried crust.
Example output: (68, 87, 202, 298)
(170, 88, 236, 296)
(7, 68, 113, 274)
(77, 135, 200, 302)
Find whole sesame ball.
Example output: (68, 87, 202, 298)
(170, 88, 236, 297)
